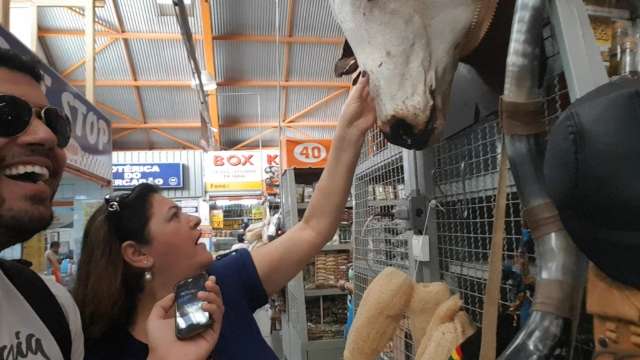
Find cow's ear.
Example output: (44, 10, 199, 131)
(334, 40, 359, 77)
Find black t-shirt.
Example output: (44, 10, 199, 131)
(85, 249, 276, 359)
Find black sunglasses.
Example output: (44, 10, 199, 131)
(0, 94, 71, 148)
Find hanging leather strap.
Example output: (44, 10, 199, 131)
(500, 97, 547, 135)
(479, 135, 510, 360)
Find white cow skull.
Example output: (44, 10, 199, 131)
(330, 0, 484, 149)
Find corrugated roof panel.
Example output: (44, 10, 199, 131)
(128, 39, 204, 81)
(148, 129, 201, 148)
(96, 87, 140, 120)
(67, 40, 131, 81)
(293, 0, 343, 37)
(298, 127, 335, 139)
(285, 88, 347, 122)
(38, 7, 85, 31)
(212, 0, 287, 36)
(113, 128, 149, 149)
(118, 0, 202, 34)
(140, 88, 200, 121)
(288, 44, 343, 82)
(41, 36, 102, 75)
(214, 41, 283, 81)
(38, 5, 118, 32)
(217, 88, 279, 124)
(220, 127, 283, 149)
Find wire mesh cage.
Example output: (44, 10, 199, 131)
(433, 120, 524, 326)
(352, 127, 417, 359)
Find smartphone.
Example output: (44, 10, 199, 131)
(175, 272, 213, 340)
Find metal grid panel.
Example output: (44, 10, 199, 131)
(433, 121, 522, 326)
(352, 127, 411, 359)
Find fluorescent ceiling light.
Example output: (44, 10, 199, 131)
(192, 71, 217, 92)
(157, 0, 193, 16)
(156, 0, 192, 4)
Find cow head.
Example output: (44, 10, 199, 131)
(330, 0, 496, 149)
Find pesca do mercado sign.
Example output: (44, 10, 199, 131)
(112, 163, 184, 189)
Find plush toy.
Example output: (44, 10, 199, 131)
(344, 267, 476, 360)
(344, 267, 414, 360)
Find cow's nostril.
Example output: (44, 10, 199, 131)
(382, 116, 434, 150)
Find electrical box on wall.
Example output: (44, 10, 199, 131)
(411, 234, 430, 261)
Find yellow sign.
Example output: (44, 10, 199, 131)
(22, 233, 46, 273)
(252, 206, 264, 220)
(205, 181, 263, 193)
(211, 210, 224, 229)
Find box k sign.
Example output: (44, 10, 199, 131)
(204, 151, 280, 194)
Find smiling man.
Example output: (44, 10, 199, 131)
(0, 48, 84, 360)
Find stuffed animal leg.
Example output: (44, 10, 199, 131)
(344, 267, 414, 360)
(416, 295, 476, 360)
(407, 282, 450, 350)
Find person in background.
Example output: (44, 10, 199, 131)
(230, 232, 249, 251)
(74, 71, 376, 359)
(45, 240, 62, 283)
(0, 47, 221, 360)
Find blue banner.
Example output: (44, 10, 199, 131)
(0, 26, 112, 181)
(112, 163, 184, 189)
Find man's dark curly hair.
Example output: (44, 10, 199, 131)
(0, 47, 42, 83)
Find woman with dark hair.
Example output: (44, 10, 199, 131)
(74, 73, 376, 359)
(74, 183, 223, 359)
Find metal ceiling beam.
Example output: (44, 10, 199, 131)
(38, 30, 344, 44)
(1, 0, 9, 28)
(97, 101, 141, 123)
(279, 0, 296, 130)
(68, 79, 350, 88)
(112, 122, 338, 129)
(65, 7, 115, 33)
(150, 129, 199, 150)
(231, 128, 276, 150)
(285, 88, 346, 123)
(287, 127, 313, 139)
(12, 0, 105, 6)
(230, 88, 346, 150)
(84, 0, 95, 103)
(61, 38, 116, 77)
(113, 128, 138, 140)
(200, 0, 220, 146)
(111, 0, 151, 148)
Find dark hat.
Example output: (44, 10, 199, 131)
(544, 77, 640, 289)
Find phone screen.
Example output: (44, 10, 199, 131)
(175, 273, 212, 340)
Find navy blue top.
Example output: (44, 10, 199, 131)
(85, 249, 276, 360)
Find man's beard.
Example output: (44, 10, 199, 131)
(0, 193, 54, 251)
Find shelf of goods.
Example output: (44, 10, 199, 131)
(281, 167, 353, 360)
(349, 3, 609, 357)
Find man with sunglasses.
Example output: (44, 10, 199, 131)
(0, 48, 80, 360)
(0, 49, 222, 360)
